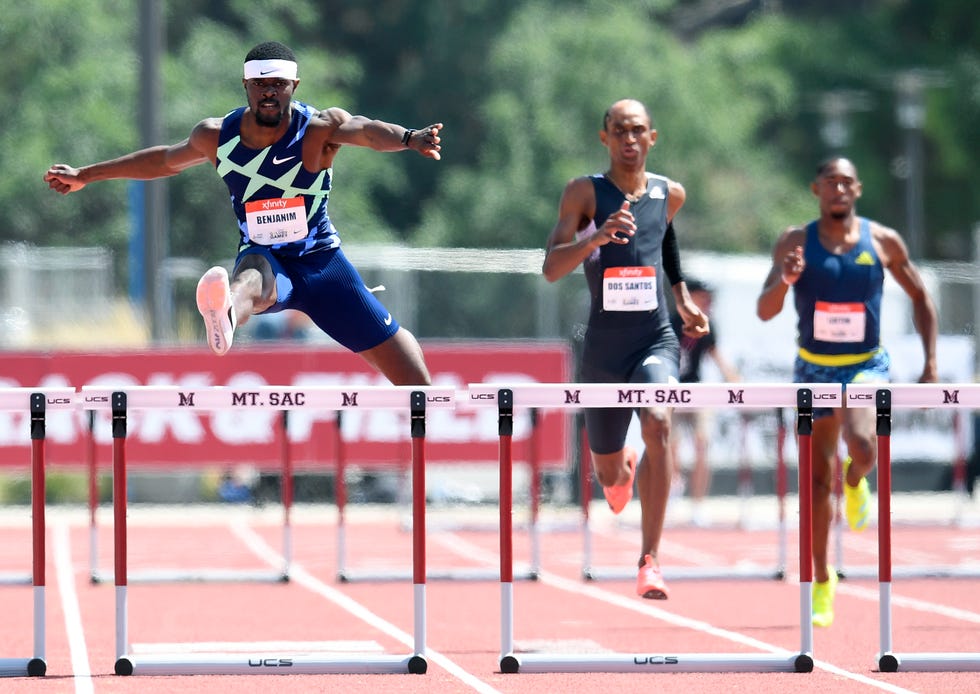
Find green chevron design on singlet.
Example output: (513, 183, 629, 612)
(215, 136, 330, 222)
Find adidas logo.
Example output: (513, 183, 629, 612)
(855, 250, 875, 265)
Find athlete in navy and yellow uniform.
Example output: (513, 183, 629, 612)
(45, 41, 442, 386)
(544, 99, 709, 600)
(757, 157, 937, 627)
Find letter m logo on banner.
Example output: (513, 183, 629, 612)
(728, 389, 744, 404)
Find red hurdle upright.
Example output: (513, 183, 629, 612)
(0, 389, 73, 678)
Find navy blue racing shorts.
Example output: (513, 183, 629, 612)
(236, 245, 399, 353)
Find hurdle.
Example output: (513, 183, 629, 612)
(465, 382, 831, 674)
(0, 388, 73, 677)
(85, 408, 295, 584)
(337, 407, 543, 583)
(847, 383, 980, 673)
(581, 406, 791, 582)
(833, 405, 979, 579)
(78, 384, 454, 676)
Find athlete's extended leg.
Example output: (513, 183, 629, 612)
(357, 327, 431, 386)
(636, 407, 672, 565)
(196, 254, 277, 356)
(841, 404, 875, 531)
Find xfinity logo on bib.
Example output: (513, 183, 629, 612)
(258, 199, 291, 211)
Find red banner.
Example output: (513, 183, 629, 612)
(0, 343, 571, 470)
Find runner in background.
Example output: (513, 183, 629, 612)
(669, 278, 740, 526)
(543, 98, 708, 600)
(757, 156, 937, 627)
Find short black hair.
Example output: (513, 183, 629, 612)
(815, 155, 855, 177)
(245, 41, 296, 63)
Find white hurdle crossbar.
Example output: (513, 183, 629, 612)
(464, 382, 835, 674)
(78, 384, 455, 677)
(0, 388, 74, 678)
(847, 383, 980, 673)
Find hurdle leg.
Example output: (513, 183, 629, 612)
(875, 389, 897, 671)
(279, 411, 292, 581)
(497, 391, 517, 671)
(87, 410, 102, 583)
(334, 411, 349, 581)
(775, 408, 788, 579)
(527, 408, 541, 579)
(28, 394, 47, 675)
(408, 392, 428, 674)
(795, 390, 815, 666)
(111, 393, 131, 673)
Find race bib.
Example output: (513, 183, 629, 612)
(602, 267, 657, 312)
(244, 197, 308, 245)
(813, 301, 866, 342)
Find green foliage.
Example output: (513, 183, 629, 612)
(0, 471, 90, 504)
(3, 0, 979, 311)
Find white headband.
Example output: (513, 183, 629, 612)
(243, 59, 298, 80)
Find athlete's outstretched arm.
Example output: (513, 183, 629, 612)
(320, 107, 442, 160)
(44, 119, 220, 194)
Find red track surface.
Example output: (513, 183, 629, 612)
(2, 502, 980, 693)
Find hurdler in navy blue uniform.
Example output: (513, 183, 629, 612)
(757, 157, 937, 628)
(543, 99, 709, 601)
(45, 40, 443, 386)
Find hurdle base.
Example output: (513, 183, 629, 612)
(115, 652, 426, 675)
(583, 564, 785, 582)
(878, 651, 980, 673)
(92, 568, 290, 584)
(338, 566, 538, 583)
(0, 657, 46, 677)
(0, 572, 33, 586)
(837, 564, 980, 580)
(499, 651, 811, 674)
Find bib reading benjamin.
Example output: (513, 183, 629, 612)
(244, 197, 308, 245)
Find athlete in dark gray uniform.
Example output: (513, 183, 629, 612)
(45, 41, 441, 386)
(543, 99, 709, 599)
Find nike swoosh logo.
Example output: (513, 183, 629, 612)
(384, 314, 393, 326)
(272, 155, 295, 165)
(260, 69, 276, 75)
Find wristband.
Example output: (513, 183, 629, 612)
(401, 128, 414, 146)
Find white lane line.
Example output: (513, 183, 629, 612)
(230, 522, 502, 694)
(54, 522, 94, 694)
(837, 582, 980, 623)
(438, 533, 919, 694)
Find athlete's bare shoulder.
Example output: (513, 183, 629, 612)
(309, 106, 352, 131)
(867, 218, 907, 267)
(771, 224, 808, 255)
(186, 117, 224, 161)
